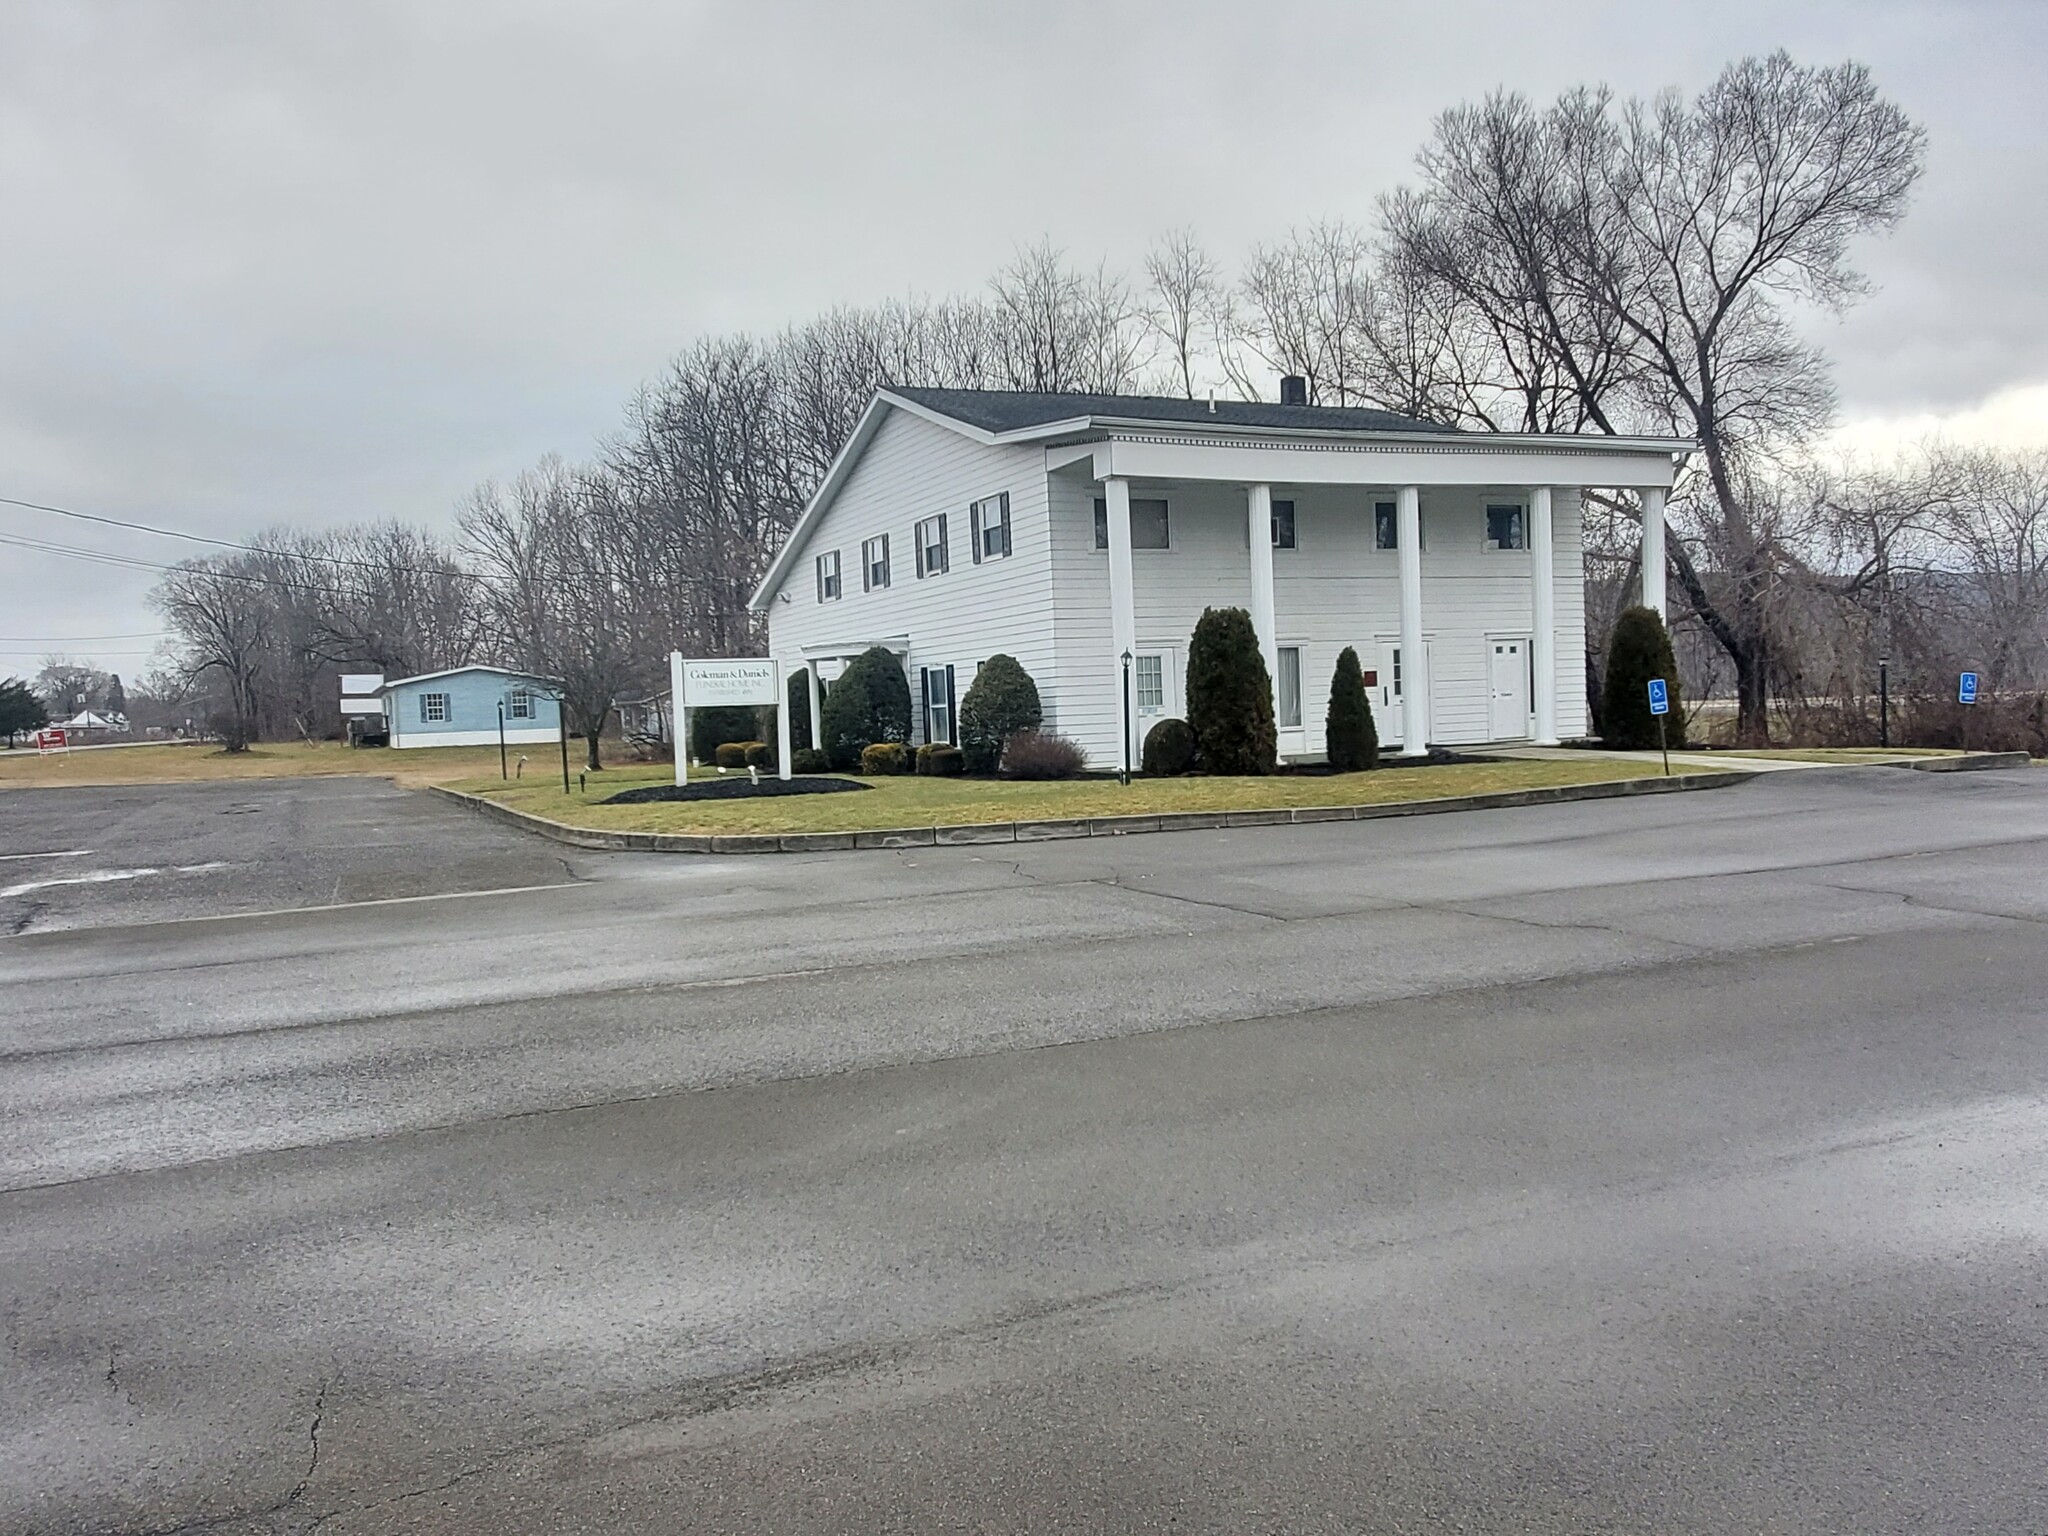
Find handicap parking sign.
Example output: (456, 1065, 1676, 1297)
(1647, 678, 1670, 716)
(1959, 671, 1980, 705)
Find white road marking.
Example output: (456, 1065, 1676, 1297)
(2, 867, 161, 899)
(0, 849, 91, 863)
(149, 880, 589, 926)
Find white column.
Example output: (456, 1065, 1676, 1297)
(1104, 477, 1138, 768)
(805, 662, 822, 764)
(1529, 486, 1558, 746)
(774, 660, 793, 781)
(1641, 486, 1667, 620)
(1396, 485, 1427, 756)
(1246, 483, 1279, 714)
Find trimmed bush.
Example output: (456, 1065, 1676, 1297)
(1601, 606, 1686, 750)
(689, 705, 759, 764)
(1185, 606, 1277, 775)
(713, 741, 752, 770)
(860, 741, 910, 775)
(1324, 646, 1379, 771)
(1141, 717, 1197, 776)
(786, 667, 813, 753)
(999, 729, 1086, 779)
(958, 654, 1043, 773)
(792, 747, 831, 774)
(819, 646, 912, 769)
(916, 743, 965, 776)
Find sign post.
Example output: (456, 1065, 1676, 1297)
(672, 656, 788, 784)
(35, 727, 68, 756)
(1647, 678, 1671, 778)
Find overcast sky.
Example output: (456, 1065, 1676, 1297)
(3, 0, 2044, 679)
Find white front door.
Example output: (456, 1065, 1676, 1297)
(1375, 638, 1421, 747)
(1488, 637, 1532, 740)
(1130, 645, 1179, 762)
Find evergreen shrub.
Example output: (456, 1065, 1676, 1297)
(1185, 606, 1277, 775)
(1324, 647, 1379, 771)
(959, 654, 1043, 773)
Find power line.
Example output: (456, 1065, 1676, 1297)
(0, 631, 170, 642)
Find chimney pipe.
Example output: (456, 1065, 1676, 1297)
(1279, 375, 1308, 407)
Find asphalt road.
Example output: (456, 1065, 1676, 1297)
(3, 766, 2046, 1534)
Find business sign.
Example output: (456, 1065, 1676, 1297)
(674, 656, 780, 707)
(1647, 678, 1670, 717)
(35, 727, 67, 754)
(1958, 671, 1980, 705)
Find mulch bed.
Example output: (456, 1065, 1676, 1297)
(602, 775, 871, 805)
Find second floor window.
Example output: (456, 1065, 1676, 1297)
(1374, 500, 1398, 550)
(863, 534, 891, 591)
(970, 493, 1011, 562)
(915, 514, 948, 577)
(1272, 500, 1296, 549)
(1094, 497, 1170, 550)
(817, 550, 841, 601)
(1486, 504, 1527, 551)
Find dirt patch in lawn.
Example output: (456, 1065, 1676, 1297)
(602, 775, 871, 805)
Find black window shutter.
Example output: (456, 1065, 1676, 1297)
(999, 492, 1012, 557)
(969, 502, 982, 564)
(945, 664, 958, 744)
(918, 667, 929, 744)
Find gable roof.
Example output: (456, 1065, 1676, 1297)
(886, 386, 1456, 438)
(380, 665, 556, 691)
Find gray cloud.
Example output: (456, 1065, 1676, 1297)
(2, 0, 2042, 663)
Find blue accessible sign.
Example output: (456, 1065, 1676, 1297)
(1647, 678, 1670, 716)
(1959, 671, 1980, 705)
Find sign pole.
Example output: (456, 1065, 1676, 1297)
(1878, 657, 1889, 749)
(559, 702, 570, 795)
(773, 659, 793, 781)
(498, 702, 508, 780)
(1658, 711, 1669, 777)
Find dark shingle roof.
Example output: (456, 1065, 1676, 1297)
(886, 387, 1457, 437)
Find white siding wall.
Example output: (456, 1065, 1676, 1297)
(1048, 474, 1590, 764)
(764, 409, 1056, 744)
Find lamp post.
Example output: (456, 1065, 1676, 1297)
(497, 702, 508, 780)
(1878, 654, 1890, 749)
(1120, 648, 1133, 786)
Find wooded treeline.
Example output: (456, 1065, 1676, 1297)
(145, 52, 2048, 757)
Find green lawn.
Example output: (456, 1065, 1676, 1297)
(449, 757, 1715, 836)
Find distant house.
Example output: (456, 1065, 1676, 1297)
(380, 666, 561, 748)
(615, 689, 672, 745)
(752, 385, 1688, 766)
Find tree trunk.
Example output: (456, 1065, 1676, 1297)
(584, 731, 603, 772)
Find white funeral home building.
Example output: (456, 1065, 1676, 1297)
(751, 385, 1690, 768)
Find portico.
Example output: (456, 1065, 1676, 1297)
(1078, 426, 1685, 762)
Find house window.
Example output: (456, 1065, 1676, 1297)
(419, 692, 450, 723)
(1272, 500, 1296, 549)
(817, 550, 841, 602)
(507, 687, 533, 720)
(863, 534, 890, 591)
(1276, 647, 1302, 729)
(921, 664, 956, 745)
(1133, 654, 1164, 710)
(1486, 503, 1527, 551)
(970, 493, 1011, 562)
(1374, 500, 1398, 551)
(915, 514, 948, 578)
(1094, 497, 1170, 550)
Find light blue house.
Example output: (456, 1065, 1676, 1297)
(381, 666, 562, 748)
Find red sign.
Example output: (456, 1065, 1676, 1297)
(35, 728, 67, 753)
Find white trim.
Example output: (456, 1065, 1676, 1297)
(380, 664, 556, 690)
(391, 726, 559, 749)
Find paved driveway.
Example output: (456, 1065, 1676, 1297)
(2, 765, 2046, 1533)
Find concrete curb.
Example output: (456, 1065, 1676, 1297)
(426, 767, 1755, 856)
(1893, 751, 2033, 773)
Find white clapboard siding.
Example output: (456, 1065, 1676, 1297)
(1049, 479, 1592, 763)
(765, 408, 1058, 745)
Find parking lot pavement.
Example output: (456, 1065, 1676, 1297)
(3, 765, 2048, 1533)
(0, 776, 606, 933)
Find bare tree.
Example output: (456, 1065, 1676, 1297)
(154, 559, 270, 749)
(1142, 229, 1223, 398)
(464, 458, 644, 770)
